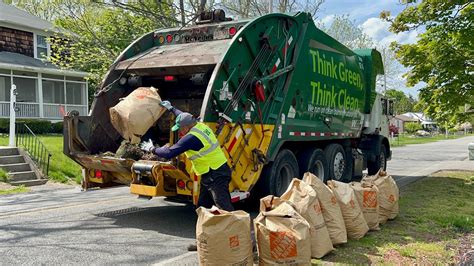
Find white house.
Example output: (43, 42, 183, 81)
(0, 2, 88, 121)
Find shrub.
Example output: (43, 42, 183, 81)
(51, 122, 63, 134)
(0, 119, 62, 134)
(405, 122, 422, 134)
(0, 168, 8, 182)
(389, 125, 399, 136)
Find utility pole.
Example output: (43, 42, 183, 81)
(269, 0, 273, 13)
(8, 84, 17, 147)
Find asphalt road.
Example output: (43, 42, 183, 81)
(0, 136, 473, 265)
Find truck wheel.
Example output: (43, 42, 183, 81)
(297, 148, 328, 182)
(324, 144, 350, 181)
(368, 145, 387, 175)
(257, 149, 299, 197)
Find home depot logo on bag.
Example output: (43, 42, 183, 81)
(134, 89, 154, 99)
(270, 231, 297, 259)
(388, 194, 396, 203)
(229, 235, 239, 248)
(363, 191, 378, 208)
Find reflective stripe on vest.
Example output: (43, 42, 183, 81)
(184, 123, 228, 175)
(187, 127, 220, 161)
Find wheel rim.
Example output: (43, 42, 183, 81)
(333, 152, 345, 180)
(276, 164, 293, 195)
(311, 160, 325, 181)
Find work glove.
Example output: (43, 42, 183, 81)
(160, 100, 173, 111)
(140, 139, 155, 152)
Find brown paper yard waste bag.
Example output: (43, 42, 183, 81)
(351, 181, 380, 231)
(255, 196, 311, 265)
(110, 87, 166, 144)
(302, 173, 347, 245)
(362, 170, 399, 224)
(327, 180, 369, 240)
(196, 206, 253, 265)
(280, 178, 334, 258)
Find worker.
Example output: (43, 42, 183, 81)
(140, 100, 234, 212)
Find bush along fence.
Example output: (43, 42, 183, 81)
(0, 119, 63, 134)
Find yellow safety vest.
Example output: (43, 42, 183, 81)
(184, 122, 228, 175)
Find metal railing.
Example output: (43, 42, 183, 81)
(15, 123, 52, 177)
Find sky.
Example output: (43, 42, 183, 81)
(316, 0, 423, 96)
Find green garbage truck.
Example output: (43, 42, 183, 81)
(64, 10, 392, 203)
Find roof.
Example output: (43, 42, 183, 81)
(393, 114, 418, 122)
(0, 2, 54, 32)
(0, 51, 88, 77)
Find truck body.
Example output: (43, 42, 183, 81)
(64, 11, 391, 203)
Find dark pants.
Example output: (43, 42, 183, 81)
(197, 163, 234, 211)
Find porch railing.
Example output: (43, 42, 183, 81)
(0, 102, 88, 119)
(15, 123, 52, 177)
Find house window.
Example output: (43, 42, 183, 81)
(43, 80, 65, 104)
(36, 35, 48, 59)
(66, 82, 85, 105)
(13, 77, 37, 102)
(0, 75, 12, 102)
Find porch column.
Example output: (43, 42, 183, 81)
(38, 72, 44, 118)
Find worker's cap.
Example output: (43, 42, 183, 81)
(172, 112, 197, 131)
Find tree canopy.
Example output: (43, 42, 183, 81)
(382, 1, 473, 125)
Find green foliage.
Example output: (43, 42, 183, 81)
(0, 168, 9, 182)
(405, 122, 422, 134)
(47, 1, 176, 95)
(51, 122, 63, 134)
(322, 15, 374, 50)
(0, 119, 52, 134)
(383, 1, 474, 125)
(385, 89, 418, 114)
(0, 185, 30, 195)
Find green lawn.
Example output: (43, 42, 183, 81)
(313, 170, 474, 264)
(0, 135, 82, 183)
(389, 133, 473, 147)
(0, 185, 30, 195)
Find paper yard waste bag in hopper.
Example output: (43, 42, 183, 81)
(351, 181, 380, 231)
(362, 170, 399, 224)
(280, 178, 334, 258)
(196, 206, 253, 265)
(110, 87, 166, 144)
(302, 173, 347, 245)
(255, 196, 311, 265)
(327, 180, 369, 240)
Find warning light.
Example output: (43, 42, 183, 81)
(166, 34, 173, 43)
(229, 27, 237, 36)
(177, 180, 186, 189)
(158, 35, 165, 44)
(94, 170, 103, 178)
(164, 75, 176, 82)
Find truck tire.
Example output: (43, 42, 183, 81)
(324, 143, 351, 182)
(258, 149, 299, 197)
(297, 148, 328, 182)
(367, 145, 387, 175)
